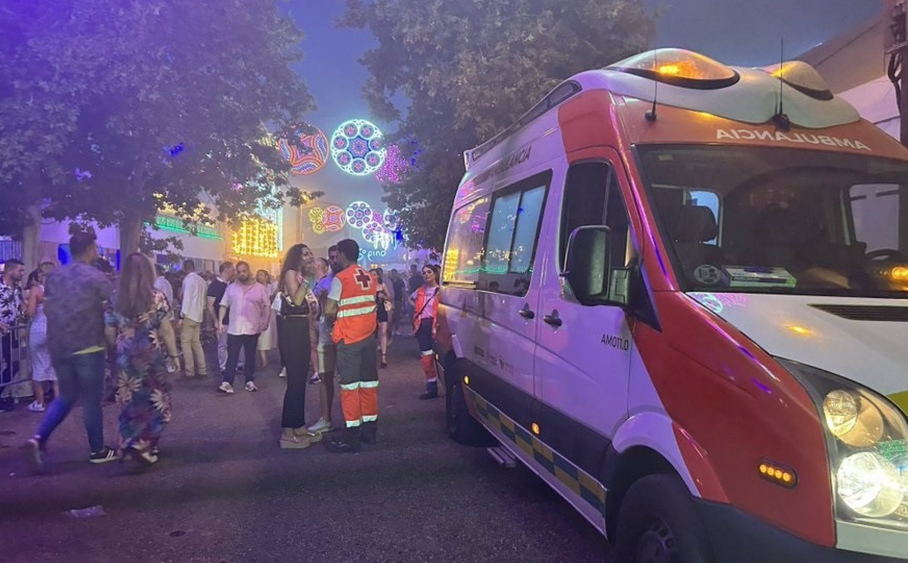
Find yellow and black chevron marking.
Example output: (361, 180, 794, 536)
(465, 386, 606, 516)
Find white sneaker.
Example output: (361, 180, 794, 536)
(27, 401, 45, 412)
(245, 381, 258, 392)
(279, 367, 287, 378)
(307, 418, 332, 434)
(219, 382, 235, 394)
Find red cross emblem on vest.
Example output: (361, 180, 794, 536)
(354, 268, 372, 290)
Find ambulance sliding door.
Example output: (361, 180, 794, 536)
(471, 170, 553, 431)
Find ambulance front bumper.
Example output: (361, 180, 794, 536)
(695, 500, 908, 563)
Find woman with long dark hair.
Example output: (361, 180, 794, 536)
(105, 253, 180, 466)
(277, 243, 321, 449)
(409, 264, 441, 399)
(370, 267, 392, 368)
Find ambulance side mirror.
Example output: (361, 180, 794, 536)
(562, 226, 622, 306)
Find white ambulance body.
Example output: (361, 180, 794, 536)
(435, 49, 908, 562)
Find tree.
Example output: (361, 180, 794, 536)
(341, 0, 657, 250)
(1, 0, 320, 256)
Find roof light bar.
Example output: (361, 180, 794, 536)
(607, 48, 740, 90)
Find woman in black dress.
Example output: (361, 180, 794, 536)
(371, 268, 392, 368)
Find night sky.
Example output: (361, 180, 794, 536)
(284, 0, 884, 211)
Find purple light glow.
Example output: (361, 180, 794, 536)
(375, 144, 411, 184)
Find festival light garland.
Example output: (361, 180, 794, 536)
(232, 216, 280, 258)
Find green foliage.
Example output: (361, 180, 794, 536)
(0, 0, 319, 252)
(341, 0, 657, 250)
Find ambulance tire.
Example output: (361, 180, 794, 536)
(614, 474, 714, 563)
(445, 367, 495, 447)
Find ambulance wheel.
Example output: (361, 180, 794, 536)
(614, 474, 714, 563)
(445, 369, 494, 447)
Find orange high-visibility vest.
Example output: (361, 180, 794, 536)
(332, 265, 378, 345)
(412, 286, 440, 331)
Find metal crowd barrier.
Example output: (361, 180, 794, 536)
(0, 324, 32, 398)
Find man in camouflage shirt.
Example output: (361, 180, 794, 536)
(0, 259, 25, 411)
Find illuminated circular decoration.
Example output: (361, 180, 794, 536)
(308, 207, 326, 234)
(382, 209, 400, 232)
(322, 205, 346, 232)
(330, 119, 386, 176)
(345, 201, 374, 230)
(279, 127, 329, 175)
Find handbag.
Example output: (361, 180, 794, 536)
(271, 291, 283, 313)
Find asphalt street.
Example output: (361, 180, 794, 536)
(0, 334, 607, 563)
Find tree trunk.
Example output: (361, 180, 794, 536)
(21, 204, 43, 272)
(119, 211, 144, 257)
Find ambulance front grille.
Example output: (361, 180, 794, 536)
(809, 304, 908, 322)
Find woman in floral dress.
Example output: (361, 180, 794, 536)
(105, 253, 180, 467)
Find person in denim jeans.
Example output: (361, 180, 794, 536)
(23, 231, 117, 474)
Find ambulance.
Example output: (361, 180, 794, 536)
(434, 48, 908, 562)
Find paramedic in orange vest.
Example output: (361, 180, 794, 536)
(324, 239, 378, 453)
(409, 264, 441, 400)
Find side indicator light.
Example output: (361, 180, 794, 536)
(531, 423, 541, 435)
(890, 266, 908, 282)
(463, 375, 470, 385)
(758, 459, 798, 489)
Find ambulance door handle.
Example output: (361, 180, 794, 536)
(518, 304, 535, 320)
(543, 311, 562, 327)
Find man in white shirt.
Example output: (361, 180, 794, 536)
(217, 261, 269, 393)
(179, 259, 208, 378)
(153, 265, 174, 321)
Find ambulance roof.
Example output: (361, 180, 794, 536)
(463, 48, 862, 173)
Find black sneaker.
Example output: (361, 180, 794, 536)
(89, 446, 118, 464)
(325, 439, 360, 454)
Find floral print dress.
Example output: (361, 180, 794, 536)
(105, 291, 173, 454)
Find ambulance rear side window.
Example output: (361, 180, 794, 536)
(442, 197, 490, 285)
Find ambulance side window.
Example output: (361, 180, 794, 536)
(442, 197, 490, 286)
(561, 162, 631, 270)
(480, 171, 552, 296)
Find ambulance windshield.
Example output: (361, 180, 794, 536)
(638, 145, 908, 297)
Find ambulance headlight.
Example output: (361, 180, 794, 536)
(837, 452, 904, 518)
(778, 358, 908, 529)
(823, 389, 884, 448)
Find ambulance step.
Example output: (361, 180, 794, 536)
(487, 446, 518, 468)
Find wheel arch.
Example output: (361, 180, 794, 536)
(603, 412, 729, 539)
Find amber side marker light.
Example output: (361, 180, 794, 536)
(531, 423, 541, 435)
(759, 459, 798, 489)
(463, 375, 470, 385)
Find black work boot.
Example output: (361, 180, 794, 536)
(326, 429, 361, 454)
(419, 381, 439, 400)
(360, 421, 378, 445)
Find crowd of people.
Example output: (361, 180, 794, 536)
(0, 230, 442, 472)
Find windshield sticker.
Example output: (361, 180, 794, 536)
(693, 264, 722, 285)
(716, 129, 871, 152)
(723, 266, 797, 288)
